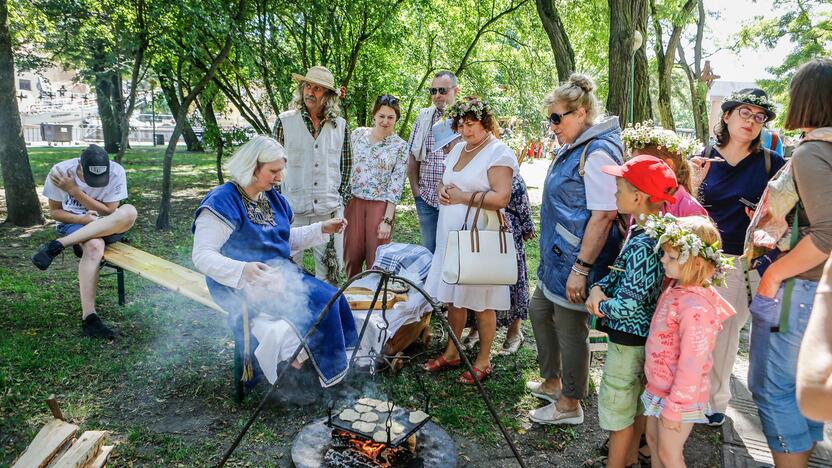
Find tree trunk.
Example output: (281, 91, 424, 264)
(201, 96, 224, 184)
(158, 74, 203, 152)
(650, 0, 696, 130)
(633, 0, 652, 124)
(94, 71, 121, 153)
(0, 0, 43, 226)
(115, 0, 147, 164)
(534, 0, 575, 82)
(606, 0, 643, 125)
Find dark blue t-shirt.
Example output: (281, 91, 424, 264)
(700, 148, 785, 255)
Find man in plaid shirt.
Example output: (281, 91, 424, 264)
(274, 66, 351, 280)
(407, 71, 459, 253)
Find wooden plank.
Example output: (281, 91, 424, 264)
(103, 243, 225, 315)
(51, 431, 108, 468)
(12, 419, 78, 468)
(83, 445, 113, 468)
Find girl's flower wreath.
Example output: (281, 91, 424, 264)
(621, 120, 700, 159)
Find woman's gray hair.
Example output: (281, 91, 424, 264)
(225, 135, 287, 187)
(289, 83, 342, 118)
(543, 73, 602, 124)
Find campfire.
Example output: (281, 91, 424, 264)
(322, 398, 430, 468)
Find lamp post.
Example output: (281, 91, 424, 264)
(629, 30, 644, 126)
(149, 79, 157, 146)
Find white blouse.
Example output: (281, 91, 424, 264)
(192, 210, 328, 289)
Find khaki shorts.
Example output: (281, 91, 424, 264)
(598, 342, 645, 431)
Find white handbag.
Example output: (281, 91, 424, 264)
(442, 192, 518, 285)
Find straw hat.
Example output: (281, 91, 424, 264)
(292, 66, 338, 92)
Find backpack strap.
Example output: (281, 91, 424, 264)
(770, 132, 779, 153)
(762, 147, 772, 177)
(777, 202, 802, 334)
(578, 139, 596, 177)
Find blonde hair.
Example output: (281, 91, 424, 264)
(665, 216, 721, 286)
(290, 83, 342, 118)
(225, 135, 287, 187)
(543, 73, 602, 124)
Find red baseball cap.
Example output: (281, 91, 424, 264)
(601, 155, 678, 204)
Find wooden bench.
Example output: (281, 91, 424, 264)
(101, 242, 251, 401)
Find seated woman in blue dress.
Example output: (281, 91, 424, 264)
(191, 135, 357, 387)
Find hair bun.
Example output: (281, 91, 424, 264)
(568, 73, 596, 94)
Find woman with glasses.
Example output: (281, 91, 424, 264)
(527, 73, 624, 426)
(690, 88, 786, 427)
(344, 95, 408, 278)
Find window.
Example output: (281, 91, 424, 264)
(18, 79, 32, 91)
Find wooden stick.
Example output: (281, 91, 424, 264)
(47, 395, 64, 421)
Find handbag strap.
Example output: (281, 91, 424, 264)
(777, 203, 801, 333)
(469, 191, 489, 252)
(461, 192, 480, 230)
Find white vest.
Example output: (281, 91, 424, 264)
(279, 109, 346, 216)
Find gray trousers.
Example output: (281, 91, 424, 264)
(529, 286, 590, 400)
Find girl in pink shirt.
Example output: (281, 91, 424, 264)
(641, 215, 735, 467)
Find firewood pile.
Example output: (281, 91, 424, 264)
(11, 397, 114, 468)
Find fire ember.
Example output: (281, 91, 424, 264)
(323, 429, 415, 467)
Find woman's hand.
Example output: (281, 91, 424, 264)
(689, 157, 711, 192)
(444, 185, 466, 205)
(660, 415, 681, 432)
(585, 285, 608, 317)
(322, 218, 348, 235)
(758, 266, 784, 298)
(565, 270, 588, 304)
(438, 183, 453, 205)
(242, 262, 270, 285)
(377, 220, 392, 240)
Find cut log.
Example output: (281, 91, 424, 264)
(12, 419, 78, 468)
(84, 445, 113, 468)
(50, 431, 108, 468)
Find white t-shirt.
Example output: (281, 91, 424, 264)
(42, 159, 128, 215)
(583, 150, 618, 211)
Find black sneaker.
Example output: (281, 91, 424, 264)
(32, 240, 65, 270)
(707, 412, 726, 427)
(81, 314, 117, 340)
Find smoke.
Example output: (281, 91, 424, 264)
(244, 256, 311, 328)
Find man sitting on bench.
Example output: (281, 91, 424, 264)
(32, 144, 137, 339)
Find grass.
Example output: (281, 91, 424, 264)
(0, 146, 560, 466)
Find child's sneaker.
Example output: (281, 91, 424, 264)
(707, 412, 726, 427)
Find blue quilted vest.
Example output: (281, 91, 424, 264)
(538, 119, 625, 300)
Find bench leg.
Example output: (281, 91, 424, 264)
(233, 338, 245, 403)
(117, 267, 125, 306)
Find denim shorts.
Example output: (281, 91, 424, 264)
(56, 223, 125, 245)
(748, 278, 824, 454)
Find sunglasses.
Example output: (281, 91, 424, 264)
(735, 107, 768, 124)
(548, 109, 575, 126)
(429, 87, 449, 95)
(378, 94, 399, 106)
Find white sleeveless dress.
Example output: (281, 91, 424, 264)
(423, 138, 519, 311)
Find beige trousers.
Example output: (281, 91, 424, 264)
(290, 207, 344, 280)
(709, 255, 759, 412)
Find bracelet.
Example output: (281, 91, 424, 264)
(382, 217, 393, 226)
(571, 265, 589, 277)
(575, 258, 594, 269)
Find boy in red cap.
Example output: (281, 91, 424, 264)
(584, 155, 678, 468)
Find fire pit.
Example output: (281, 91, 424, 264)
(291, 417, 457, 468)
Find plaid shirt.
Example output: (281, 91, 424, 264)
(407, 108, 445, 208)
(274, 107, 353, 202)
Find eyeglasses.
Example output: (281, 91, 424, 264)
(736, 107, 768, 124)
(548, 109, 575, 126)
(378, 94, 399, 106)
(429, 87, 449, 95)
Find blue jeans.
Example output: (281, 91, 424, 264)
(414, 195, 439, 253)
(748, 278, 824, 454)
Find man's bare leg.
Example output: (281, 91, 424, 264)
(78, 237, 116, 339)
(58, 204, 137, 247)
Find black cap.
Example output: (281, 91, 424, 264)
(720, 88, 776, 121)
(80, 144, 110, 187)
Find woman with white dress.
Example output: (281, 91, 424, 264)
(422, 96, 519, 384)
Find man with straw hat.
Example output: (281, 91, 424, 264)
(274, 66, 351, 282)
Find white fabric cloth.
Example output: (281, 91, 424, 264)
(279, 109, 346, 216)
(583, 150, 618, 211)
(191, 209, 328, 289)
(42, 159, 128, 214)
(424, 138, 519, 311)
(409, 106, 437, 162)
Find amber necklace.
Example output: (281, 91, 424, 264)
(463, 133, 492, 153)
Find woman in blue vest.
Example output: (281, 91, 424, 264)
(526, 74, 624, 425)
(191, 135, 357, 388)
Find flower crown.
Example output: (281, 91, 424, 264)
(722, 91, 775, 116)
(621, 120, 700, 159)
(642, 213, 735, 286)
(445, 97, 491, 122)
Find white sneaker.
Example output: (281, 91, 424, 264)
(525, 381, 561, 403)
(528, 402, 584, 425)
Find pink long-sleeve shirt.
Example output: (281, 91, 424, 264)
(644, 284, 735, 421)
(663, 185, 707, 218)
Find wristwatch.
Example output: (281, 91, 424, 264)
(382, 217, 394, 226)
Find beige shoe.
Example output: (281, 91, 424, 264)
(498, 332, 524, 355)
(528, 402, 584, 425)
(525, 381, 561, 403)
